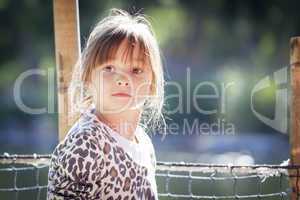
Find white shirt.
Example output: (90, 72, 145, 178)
(85, 106, 158, 199)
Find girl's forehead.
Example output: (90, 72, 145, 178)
(107, 39, 150, 67)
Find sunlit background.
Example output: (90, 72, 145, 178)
(1, 0, 299, 169)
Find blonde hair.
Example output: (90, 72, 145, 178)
(69, 8, 166, 133)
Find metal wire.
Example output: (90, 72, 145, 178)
(0, 153, 299, 200)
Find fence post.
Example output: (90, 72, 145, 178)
(290, 37, 300, 200)
(53, 0, 81, 141)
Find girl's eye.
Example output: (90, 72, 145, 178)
(103, 65, 115, 72)
(132, 67, 143, 74)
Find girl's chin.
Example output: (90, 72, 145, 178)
(97, 99, 145, 113)
(105, 105, 145, 113)
(100, 105, 140, 113)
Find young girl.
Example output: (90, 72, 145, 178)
(47, 8, 165, 200)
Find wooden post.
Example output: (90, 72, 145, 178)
(290, 37, 300, 200)
(53, 0, 81, 141)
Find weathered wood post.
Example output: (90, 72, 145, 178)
(53, 0, 81, 141)
(290, 37, 300, 200)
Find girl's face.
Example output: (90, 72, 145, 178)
(90, 39, 153, 114)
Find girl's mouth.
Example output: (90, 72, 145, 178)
(111, 92, 132, 97)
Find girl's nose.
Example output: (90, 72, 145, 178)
(116, 78, 129, 86)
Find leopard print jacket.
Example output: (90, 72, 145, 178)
(47, 107, 158, 200)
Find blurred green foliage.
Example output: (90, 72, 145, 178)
(1, 0, 300, 135)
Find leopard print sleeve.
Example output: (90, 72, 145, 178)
(49, 107, 160, 199)
(47, 124, 105, 199)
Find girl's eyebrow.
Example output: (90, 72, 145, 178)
(107, 57, 144, 62)
(105, 58, 146, 66)
(132, 58, 144, 62)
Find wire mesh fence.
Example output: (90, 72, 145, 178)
(0, 153, 299, 200)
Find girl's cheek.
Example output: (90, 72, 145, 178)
(101, 74, 114, 87)
(97, 75, 112, 93)
(134, 81, 152, 95)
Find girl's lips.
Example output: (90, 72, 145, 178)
(111, 92, 131, 97)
